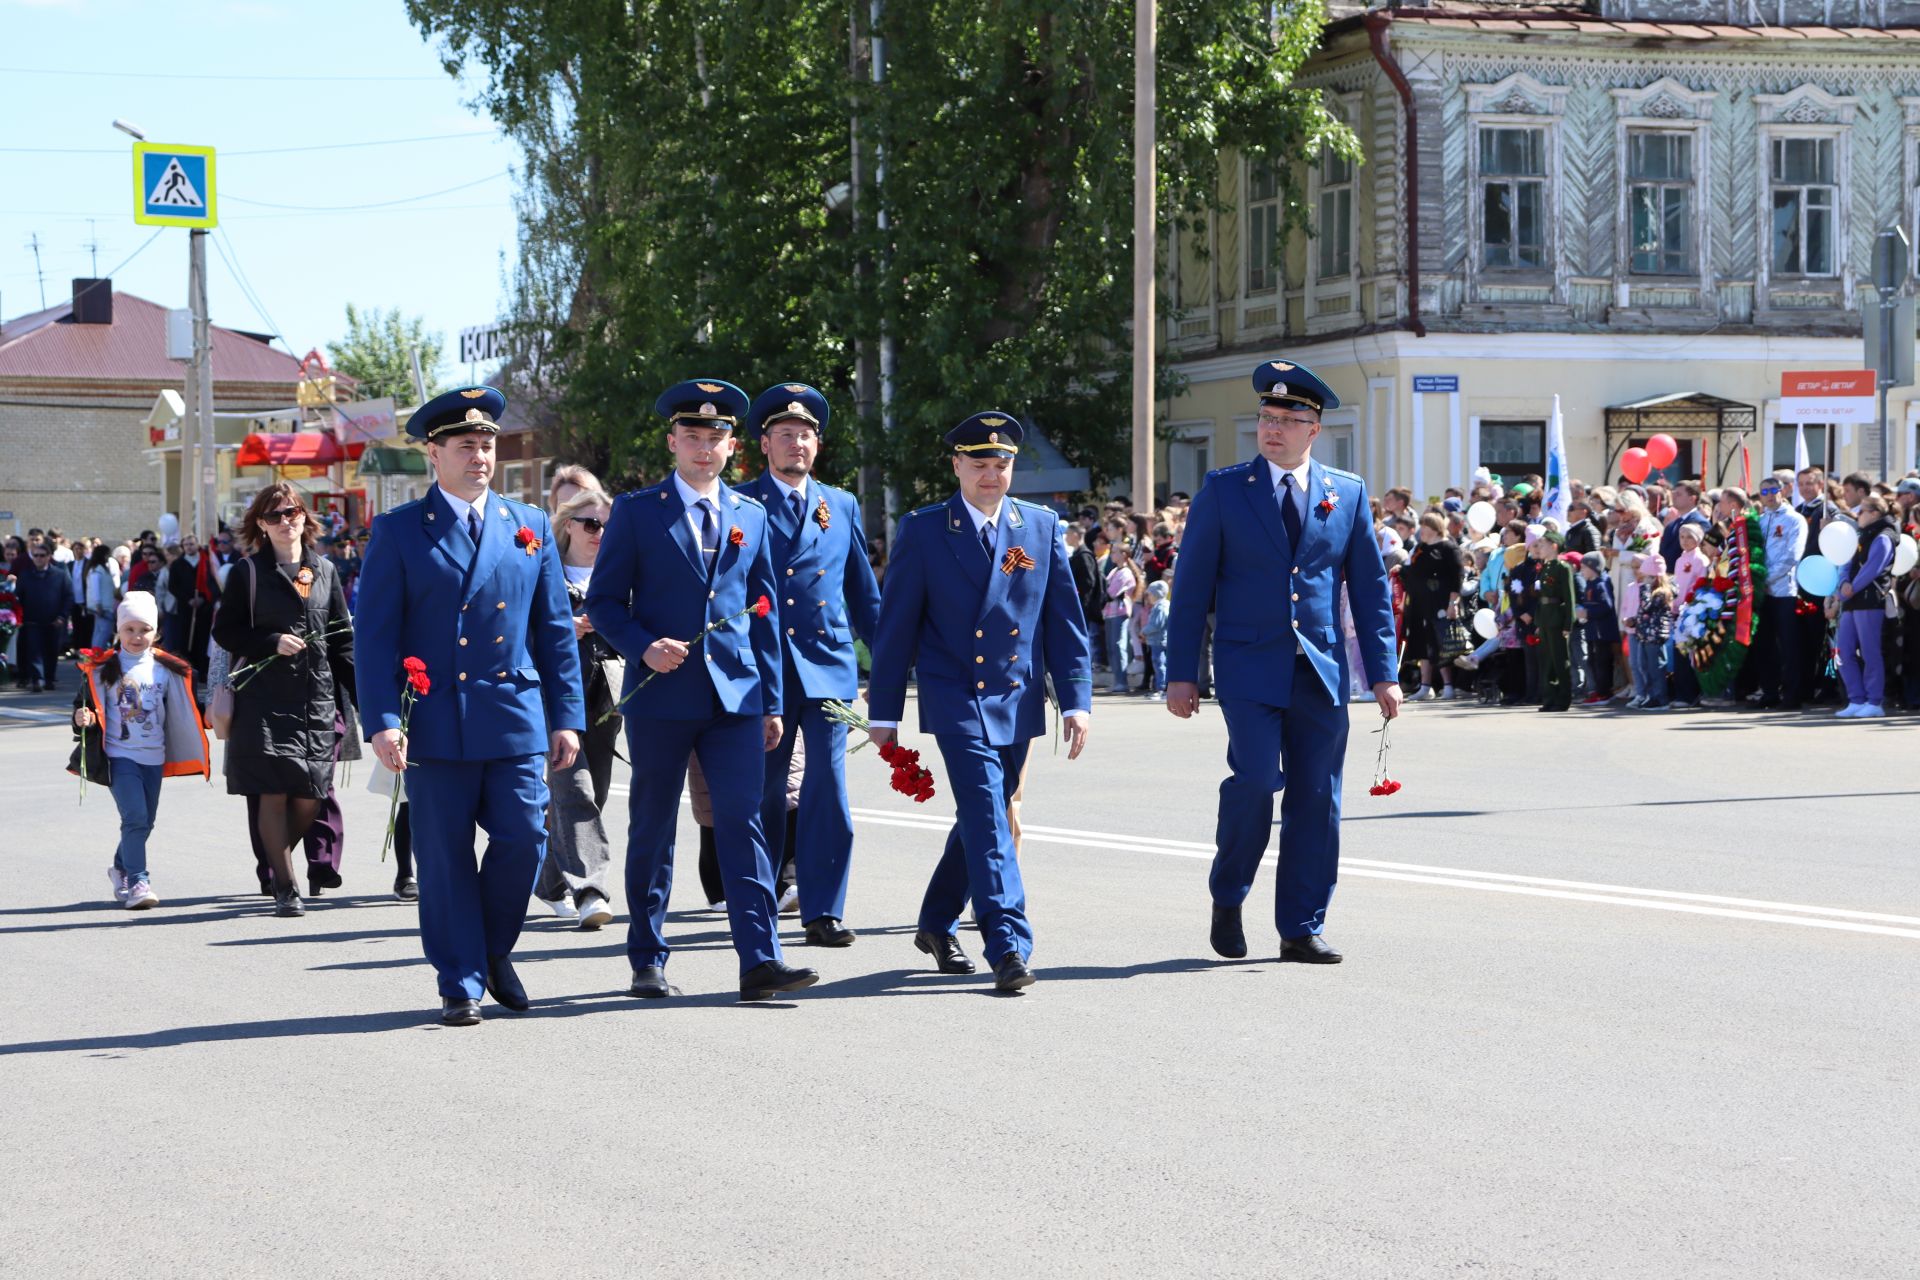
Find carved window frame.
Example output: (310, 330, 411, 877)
(1753, 85, 1858, 305)
(1237, 155, 1286, 340)
(1900, 97, 1920, 277)
(1465, 74, 1570, 301)
(1306, 91, 1363, 334)
(1610, 79, 1717, 294)
(1165, 214, 1219, 353)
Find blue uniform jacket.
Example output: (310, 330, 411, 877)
(585, 477, 784, 719)
(736, 475, 881, 701)
(355, 488, 585, 760)
(1580, 575, 1620, 644)
(1166, 458, 1395, 706)
(867, 495, 1092, 747)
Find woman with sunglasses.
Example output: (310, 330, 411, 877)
(530, 488, 621, 928)
(213, 484, 362, 917)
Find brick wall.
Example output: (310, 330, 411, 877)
(0, 400, 161, 539)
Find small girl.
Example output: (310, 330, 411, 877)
(1630, 557, 1674, 710)
(1140, 579, 1171, 700)
(69, 593, 210, 908)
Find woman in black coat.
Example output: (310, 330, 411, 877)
(212, 484, 359, 918)
(1403, 511, 1466, 699)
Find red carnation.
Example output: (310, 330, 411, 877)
(408, 671, 431, 696)
(403, 656, 427, 674)
(751, 595, 771, 617)
(729, 527, 746, 548)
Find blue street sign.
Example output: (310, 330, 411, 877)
(1413, 375, 1459, 394)
(133, 143, 217, 229)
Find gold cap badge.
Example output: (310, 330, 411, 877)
(696, 382, 725, 394)
(789, 402, 805, 415)
(784, 384, 808, 394)
(1270, 361, 1293, 372)
(699, 402, 717, 416)
(464, 408, 484, 422)
(460, 388, 487, 399)
(988, 432, 999, 443)
(980, 416, 1008, 428)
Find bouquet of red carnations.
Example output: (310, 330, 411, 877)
(822, 700, 939, 803)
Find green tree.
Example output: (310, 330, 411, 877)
(407, 0, 1344, 501)
(325, 304, 444, 404)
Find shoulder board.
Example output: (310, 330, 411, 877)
(385, 496, 428, 517)
(733, 491, 765, 509)
(1322, 465, 1363, 484)
(1009, 497, 1052, 515)
(903, 502, 946, 521)
(1209, 460, 1258, 482)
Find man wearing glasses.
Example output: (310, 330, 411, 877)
(17, 540, 76, 692)
(1164, 360, 1400, 965)
(1754, 471, 1809, 710)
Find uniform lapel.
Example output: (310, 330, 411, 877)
(424, 487, 469, 573)
(464, 496, 513, 603)
(1297, 460, 1335, 562)
(654, 481, 709, 581)
(716, 481, 746, 576)
(977, 499, 1026, 622)
(942, 494, 990, 595)
(790, 483, 823, 565)
(1242, 460, 1295, 561)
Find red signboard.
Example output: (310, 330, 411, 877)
(1781, 370, 1875, 398)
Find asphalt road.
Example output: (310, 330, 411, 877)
(1, 684, 1915, 1279)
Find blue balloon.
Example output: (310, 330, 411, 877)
(1797, 553, 1839, 597)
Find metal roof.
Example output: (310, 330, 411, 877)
(0, 290, 314, 386)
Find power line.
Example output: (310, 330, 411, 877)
(99, 228, 165, 280)
(0, 64, 446, 83)
(227, 202, 508, 221)
(221, 170, 510, 212)
(0, 130, 499, 157)
(210, 228, 294, 355)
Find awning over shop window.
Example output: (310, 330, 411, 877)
(234, 430, 365, 468)
(356, 446, 429, 476)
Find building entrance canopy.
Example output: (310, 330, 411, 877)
(1604, 392, 1758, 485)
(234, 430, 365, 468)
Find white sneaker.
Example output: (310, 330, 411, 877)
(1627, 696, 1647, 708)
(1453, 653, 1480, 672)
(125, 880, 159, 910)
(708, 899, 728, 914)
(1856, 703, 1885, 718)
(777, 883, 801, 915)
(534, 893, 578, 918)
(576, 893, 613, 930)
(108, 867, 128, 903)
(1835, 703, 1862, 718)
(1409, 686, 1435, 702)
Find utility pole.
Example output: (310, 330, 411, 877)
(1131, 0, 1157, 508)
(871, 0, 898, 525)
(850, 2, 877, 521)
(189, 228, 215, 542)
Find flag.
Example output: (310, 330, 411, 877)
(1794, 422, 1810, 475)
(1544, 394, 1570, 527)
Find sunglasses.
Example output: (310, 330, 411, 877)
(568, 516, 606, 534)
(260, 507, 305, 525)
(1758, 486, 1782, 496)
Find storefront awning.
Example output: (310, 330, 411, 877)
(1603, 392, 1757, 485)
(356, 445, 429, 476)
(234, 430, 366, 468)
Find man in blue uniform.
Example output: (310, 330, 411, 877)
(866, 412, 1093, 993)
(355, 387, 585, 1026)
(738, 383, 882, 947)
(586, 379, 819, 1002)
(1164, 360, 1400, 965)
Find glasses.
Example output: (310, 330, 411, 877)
(29, 551, 49, 560)
(1758, 486, 1782, 496)
(568, 516, 606, 534)
(260, 507, 305, 525)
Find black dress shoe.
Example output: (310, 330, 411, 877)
(914, 930, 976, 974)
(1210, 904, 1248, 959)
(272, 887, 305, 918)
(994, 952, 1036, 993)
(804, 916, 856, 947)
(485, 957, 529, 1011)
(740, 959, 819, 1001)
(441, 997, 482, 1026)
(1280, 934, 1343, 964)
(393, 876, 419, 902)
(628, 966, 681, 999)
(308, 863, 343, 893)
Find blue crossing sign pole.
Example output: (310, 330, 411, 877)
(132, 142, 217, 229)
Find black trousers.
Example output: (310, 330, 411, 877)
(700, 807, 795, 906)
(1587, 634, 1615, 699)
(1757, 596, 1805, 704)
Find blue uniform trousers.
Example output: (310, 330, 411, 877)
(1214, 655, 1349, 939)
(406, 755, 550, 1000)
(758, 667, 856, 925)
(919, 735, 1034, 966)
(625, 712, 783, 974)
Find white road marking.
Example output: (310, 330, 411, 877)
(607, 787, 1920, 940)
(0, 707, 72, 725)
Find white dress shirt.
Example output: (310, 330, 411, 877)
(1265, 457, 1312, 526)
(673, 471, 725, 547)
(437, 485, 487, 535)
(767, 471, 810, 514)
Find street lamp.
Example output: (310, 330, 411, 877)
(112, 119, 146, 140)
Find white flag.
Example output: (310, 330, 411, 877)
(1793, 422, 1810, 475)
(1545, 394, 1570, 527)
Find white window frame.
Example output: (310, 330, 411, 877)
(1465, 75, 1569, 303)
(1317, 408, 1358, 474)
(1237, 155, 1285, 339)
(1164, 420, 1216, 497)
(1306, 91, 1362, 334)
(1754, 85, 1858, 307)
(1899, 96, 1920, 277)
(1164, 216, 1218, 352)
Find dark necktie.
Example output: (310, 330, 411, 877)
(980, 520, 996, 564)
(698, 499, 717, 574)
(790, 490, 805, 527)
(466, 510, 480, 547)
(1279, 473, 1303, 548)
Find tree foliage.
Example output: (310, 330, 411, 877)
(325, 304, 443, 404)
(406, 0, 1343, 503)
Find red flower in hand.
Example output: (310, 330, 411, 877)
(751, 595, 771, 617)
(403, 657, 427, 674)
(408, 671, 431, 696)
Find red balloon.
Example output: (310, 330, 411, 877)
(1620, 447, 1651, 484)
(1645, 433, 1678, 469)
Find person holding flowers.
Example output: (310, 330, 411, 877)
(586, 378, 817, 1003)
(863, 409, 1094, 993)
(353, 387, 584, 1027)
(213, 483, 360, 920)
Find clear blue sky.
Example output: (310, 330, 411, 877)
(0, 0, 520, 389)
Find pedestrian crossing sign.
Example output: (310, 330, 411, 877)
(132, 142, 217, 228)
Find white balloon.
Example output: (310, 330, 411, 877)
(1818, 519, 1860, 565)
(157, 512, 179, 541)
(1471, 607, 1498, 640)
(1894, 534, 1919, 578)
(1466, 501, 1497, 535)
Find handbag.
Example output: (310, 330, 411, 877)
(208, 560, 255, 741)
(1437, 610, 1472, 661)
